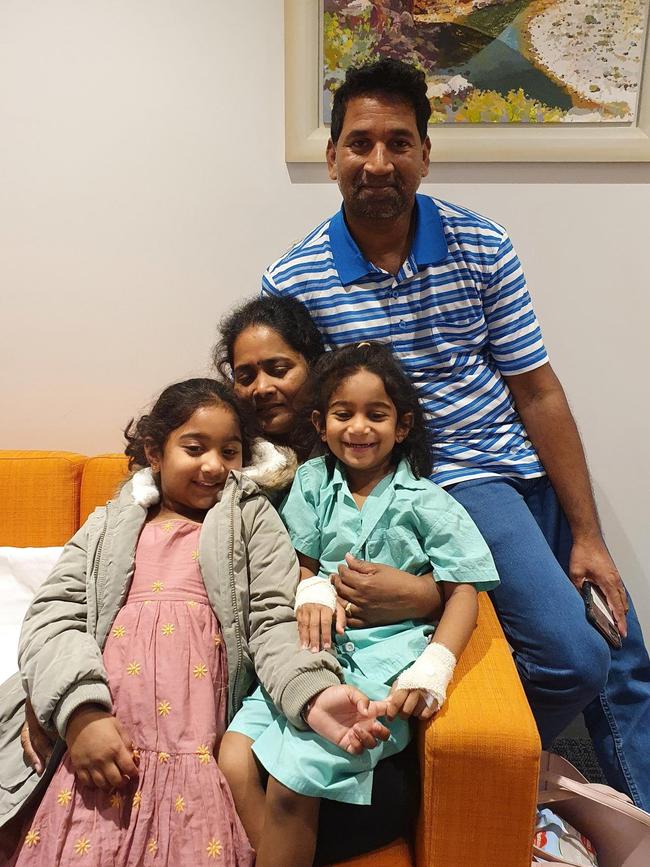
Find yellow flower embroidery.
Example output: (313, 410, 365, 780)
(158, 700, 171, 717)
(191, 549, 199, 561)
(193, 663, 208, 679)
(186, 599, 198, 608)
(152, 581, 164, 593)
(161, 623, 175, 636)
(112, 625, 126, 638)
(158, 752, 170, 764)
(126, 661, 141, 677)
(144, 600, 153, 606)
(132, 790, 142, 809)
(207, 838, 223, 858)
(161, 520, 174, 533)
(24, 828, 40, 848)
(196, 743, 212, 764)
(56, 788, 72, 807)
(174, 794, 185, 813)
(132, 748, 141, 761)
(109, 792, 123, 809)
(147, 838, 158, 854)
(74, 836, 91, 855)
(213, 634, 222, 646)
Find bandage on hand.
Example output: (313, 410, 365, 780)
(394, 641, 456, 712)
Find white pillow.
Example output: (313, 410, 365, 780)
(0, 547, 63, 686)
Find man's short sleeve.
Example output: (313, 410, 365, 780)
(278, 463, 322, 561)
(482, 232, 549, 375)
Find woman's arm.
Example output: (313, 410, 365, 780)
(332, 554, 444, 626)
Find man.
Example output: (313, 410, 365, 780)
(262, 58, 650, 808)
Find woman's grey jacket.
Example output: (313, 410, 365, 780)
(0, 467, 342, 827)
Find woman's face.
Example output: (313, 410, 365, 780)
(232, 325, 309, 438)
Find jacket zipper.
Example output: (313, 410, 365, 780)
(227, 482, 244, 711)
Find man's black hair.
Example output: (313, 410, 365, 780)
(330, 58, 431, 144)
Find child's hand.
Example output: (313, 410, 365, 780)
(303, 684, 390, 755)
(297, 603, 335, 652)
(65, 704, 139, 790)
(385, 685, 438, 722)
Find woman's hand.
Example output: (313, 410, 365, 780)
(21, 698, 56, 775)
(385, 685, 438, 722)
(65, 704, 138, 790)
(303, 685, 390, 755)
(332, 554, 444, 627)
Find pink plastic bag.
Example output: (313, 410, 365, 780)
(533, 751, 650, 867)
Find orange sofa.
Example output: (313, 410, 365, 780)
(0, 450, 541, 867)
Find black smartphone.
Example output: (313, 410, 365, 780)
(582, 580, 622, 649)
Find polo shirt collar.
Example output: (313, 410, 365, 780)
(329, 194, 448, 286)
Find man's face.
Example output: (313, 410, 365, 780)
(326, 95, 430, 222)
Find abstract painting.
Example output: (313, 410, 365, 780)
(323, 0, 650, 123)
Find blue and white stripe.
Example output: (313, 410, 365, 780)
(262, 195, 548, 487)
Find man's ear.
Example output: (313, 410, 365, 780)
(144, 439, 161, 472)
(421, 135, 431, 178)
(326, 139, 338, 181)
(312, 410, 327, 441)
(395, 412, 413, 443)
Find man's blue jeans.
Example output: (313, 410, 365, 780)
(450, 474, 650, 810)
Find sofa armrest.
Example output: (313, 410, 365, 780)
(415, 593, 540, 867)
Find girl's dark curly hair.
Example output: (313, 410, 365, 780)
(213, 294, 325, 378)
(307, 342, 433, 478)
(124, 378, 256, 471)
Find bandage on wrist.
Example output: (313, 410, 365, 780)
(294, 576, 337, 614)
(395, 641, 457, 710)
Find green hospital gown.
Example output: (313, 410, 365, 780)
(227, 457, 499, 805)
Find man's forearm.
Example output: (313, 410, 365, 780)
(509, 369, 600, 541)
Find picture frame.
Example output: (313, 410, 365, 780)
(285, 0, 650, 162)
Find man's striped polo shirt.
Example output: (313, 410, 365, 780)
(262, 194, 548, 488)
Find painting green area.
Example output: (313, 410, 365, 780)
(323, 0, 648, 124)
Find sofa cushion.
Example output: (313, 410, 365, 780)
(0, 452, 86, 546)
(80, 454, 129, 523)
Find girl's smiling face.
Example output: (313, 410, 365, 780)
(232, 325, 310, 438)
(146, 403, 243, 521)
(315, 369, 411, 489)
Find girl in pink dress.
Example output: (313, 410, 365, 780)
(9, 379, 386, 866)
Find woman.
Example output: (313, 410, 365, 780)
(215, 296, 443, 865)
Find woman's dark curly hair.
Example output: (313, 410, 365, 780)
(124, 378, 256, 471)
(307, 342, 433, 478)
(213, 294, 325, 378)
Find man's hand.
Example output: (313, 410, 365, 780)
(331, 554, 443, 628)
(385, 685, 438, 722)
(21, 698, 56, 775)
(303, 685, 390, 755)
(65, 704, 138, 790)
(569, 536, 628, 638)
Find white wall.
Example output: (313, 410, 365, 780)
(1, 1, 648, 635)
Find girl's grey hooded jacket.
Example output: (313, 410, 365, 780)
(0, 463, 341, 827)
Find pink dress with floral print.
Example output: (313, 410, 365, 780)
(13, 520, 254, 866)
